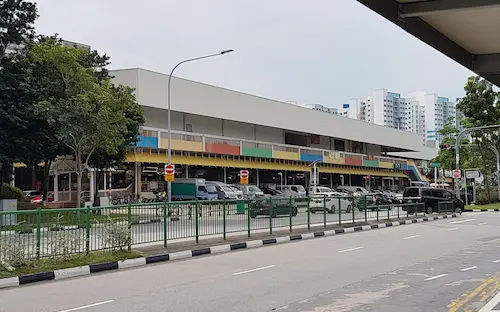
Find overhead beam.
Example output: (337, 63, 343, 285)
(473, 53, 500, 74)
(399, 0, 500, 18)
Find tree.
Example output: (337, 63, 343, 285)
(0, 0, 37, 59)
(31, 40, 143, 206)
(456, 76, 500, 200)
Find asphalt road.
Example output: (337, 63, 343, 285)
(1, 212, 499, 312)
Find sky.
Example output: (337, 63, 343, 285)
(33, 0, 474, 108)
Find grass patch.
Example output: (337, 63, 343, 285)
(0, 250, 142, 279)
(466, 202, 500, 210)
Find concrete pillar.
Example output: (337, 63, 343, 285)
(349, 174, 352, 186)
(256, 169, 260, 186)
(223, 167, 227, 184)
(134, 163, 139, 200)
(284, 170, 287, 185)
(185, 165, 189, 178)
(10, 166, 15, 187)
(54, 171, 59, 202)
(330, 173, 333, 188)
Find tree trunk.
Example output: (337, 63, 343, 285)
(41, 160, 51, 206)
(93, 169, 102, 206)
(75, 150, 82, 208)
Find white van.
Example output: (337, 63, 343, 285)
(206, 181, 239, 199)
(234, 185, 265, 199)
(276, 185, 306, 197)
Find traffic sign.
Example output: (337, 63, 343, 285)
(465, 170, 480, 179)
(164, 164, 175, 182)
(240, 169, 249, 185)
(430, 162, 441, 168)
(452, 169, 461, 179)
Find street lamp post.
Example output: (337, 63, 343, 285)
(166, 50, 234, 202)
(278, 172, 283, 190)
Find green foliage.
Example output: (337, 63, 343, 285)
(0, 0, 38, 58)
(0, 183, 23, 200)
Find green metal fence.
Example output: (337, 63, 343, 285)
(0, 196, 447, 262)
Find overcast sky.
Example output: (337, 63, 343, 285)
(33, 0, 474, 108)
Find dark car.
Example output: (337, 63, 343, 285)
(402, 187, 464, 214)
(260, 186, 282, 196)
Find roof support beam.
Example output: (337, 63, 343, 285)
(473, 53, 500, 74)
(399, 0, 500, 18)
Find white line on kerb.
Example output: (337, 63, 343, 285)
(402, 235, 421, 240)
(449, 219, 475, 224)
(460, 266, 477, 272)
(338, 246, 364, 253)
(233, 265, 276, 276)
(425, 274, 448, 281)
(493, 260, 500, 263)
(57, 300, 114, 312)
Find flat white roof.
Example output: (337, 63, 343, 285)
(111, 68, 429, 153)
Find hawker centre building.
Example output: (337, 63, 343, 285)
(107, 68, 437, 198)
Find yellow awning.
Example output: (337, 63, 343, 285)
(127, 152, 408, 178)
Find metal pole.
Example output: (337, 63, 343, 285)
(491, 146, 500, 201)
(166, 50, 234, 202)
(434, 167, 437, 184)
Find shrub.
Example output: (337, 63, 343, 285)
(101, 217, 131, 250)
(0, 234, 33, 269)
(0, 183, 23, 200)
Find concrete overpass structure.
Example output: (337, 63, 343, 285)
(357, 0, 500, 87)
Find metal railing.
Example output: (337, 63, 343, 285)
(0, 196, 454, 262)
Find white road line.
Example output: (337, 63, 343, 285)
(460, 266, 478, 272)
(446, 227, 459, 231)
(232, 265, 276, 276)
(493, 260, 500, 263)
(471, 212, 489, 215)
(338, 246, 364, 253)
(57, 300, 114, 312)
(479, 289, 500, 312)
(449, 219, 475, 224)
(402, 235, 421, 240)
(478, 222, 487, 225)
(425, 274, 448, 281)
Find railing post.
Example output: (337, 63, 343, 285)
(364, 196, 367, 223)
(307, 197, 310, 230)
(36, 207, 41, 259)
(323, 195, 327, 228)
(338, 196, 342, 226)
(397, 203, 400, 219)
(223, 201, 227, 240)
(351, 198, 355, 224)
(407, 203, 409, 218)
(163, 203, 168, 247)
(195, 200, 199, 243)
(289, 196, 293, 233)
(387, 205, 390, 221)
(127, 204, 132, 251)
(247, 200, 251, 238)
(269, 199, 273, 235)
(86, 205, 91, 254)
(376, 205, 379, 222)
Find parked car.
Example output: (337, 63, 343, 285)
(276, 185, 306, 197)
(309, 186, 353, 213)
(206, 181, 239, 199)
(260, 186, 282, 196)
(249, 197, 298, 218)
(227, 184, 244, 199)
(234, 184, 265, 199)
(402, 187, 464, 214)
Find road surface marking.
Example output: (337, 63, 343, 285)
(446, 227, 459, 231)
(448, 277, 497, 312)
(479, 286, 500, 312)
(233, 265, 276, 276)
(425, 274, 448, 281)
(57, 300, 114, 312)
(478, 222, 488, 225)
(471, 212, 489, 215)
(402, 235, 421, 240)
(450, 219, 475, 224)
(460, 266, 477, 272)
(338, 246, 364, 253)
(493, 260, 500, 263)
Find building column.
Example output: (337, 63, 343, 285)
(134, 163, 139, 201)
(256, 169, 260, 186)
(185, 165, 189, 178)
(54, 171, 59, 202)
(284, 171, 287, 185)
(10, 167, 15, 187)
(349, 174, 352, 186)
(223, 167, 227, 184)
(330, 173, 333, 188)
